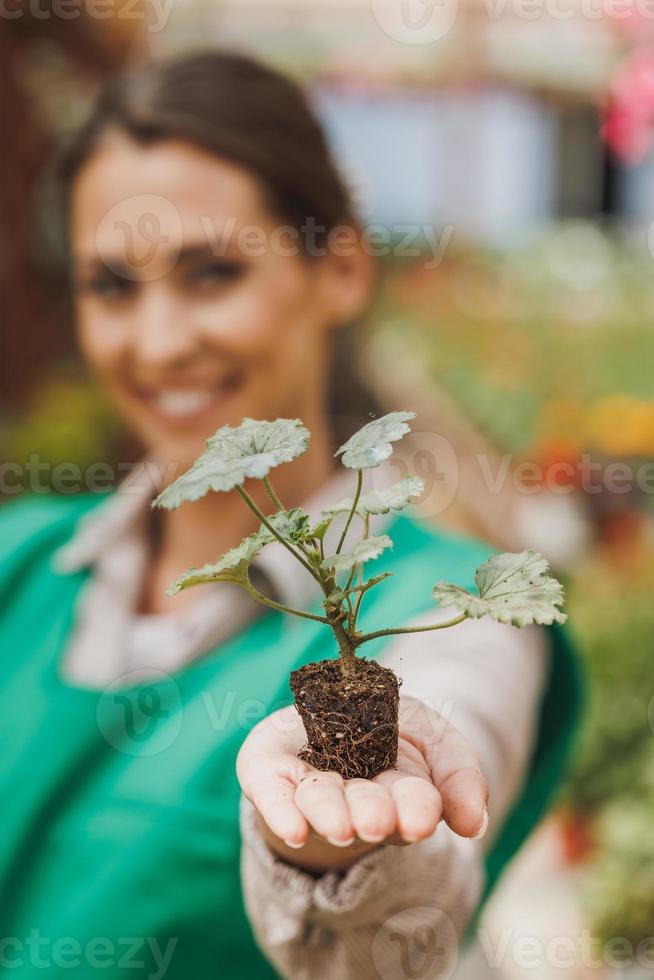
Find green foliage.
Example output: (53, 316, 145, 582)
(321, 535, 393, 574)
(373, 228, 654, 454)
(153, 418, 309, 509)
(166, 509, 309, 594)
(565, 557, 654, 813)
(2, 375, 120, 485)
(583, 792, 654, 950)
(157, 412, 566, 658)
(335, 411, 415, 470)
(323, 477, 424, 518)
(559, 555, 654, 946)
(167, 530, 269, 593)
(433, 550, 567, 627)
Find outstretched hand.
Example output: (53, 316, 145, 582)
(237, 696, 489, 874)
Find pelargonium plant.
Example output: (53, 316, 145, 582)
(153, 411, 566, 779)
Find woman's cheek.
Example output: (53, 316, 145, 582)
(193, 289, 297, 355)
(76, 317, 127, 377)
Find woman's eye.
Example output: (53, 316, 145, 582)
(189, 261, 245, 286)
(76, 274, 134, 300)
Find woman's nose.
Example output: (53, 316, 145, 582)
(128, 285, 200, 370)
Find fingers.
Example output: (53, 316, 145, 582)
(398, 696, 488, 840)
(374, 771, 442, 843)
(344, 780, 397, 843)
(438, 767, 488, 839)
(248, 769, 310, 846)
(239, 700, 489, 851)
(427, 722, 489, 839)
(237, 712, 313, 847)
(294, 772, 354, 845)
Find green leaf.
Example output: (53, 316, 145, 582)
(432, 550, 567, 627)
(321, 535, 393, 574)
(323, 476, 424, 518)
(307, 516, 333, 541)
(335, 411, 416, 470)
(166, 507, 310, 596)
(267, 507, 311, 544)
(167, 528, 270, 595)
(153, 418, 309, 510)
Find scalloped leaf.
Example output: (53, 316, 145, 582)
(321, 535, 393, 574)
(153, 418, 309, 510)
(166, 507, 310, 596)
(323, 477, 424, 518)
(432, 550, 567, 627)
(335, 411, 416, 470)
(167, 528, 270, 595)
(307, 516, 333, 541)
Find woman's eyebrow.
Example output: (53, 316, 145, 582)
(71, 255, 129, 279)
(71, 240, 241, 281)
(176, 241, 240, 266)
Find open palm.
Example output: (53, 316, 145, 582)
(237, 695, 488, 871)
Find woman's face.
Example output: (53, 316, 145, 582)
(70, 133, 370, 470)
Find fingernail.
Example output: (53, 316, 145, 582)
(283, 839, 305, 849)
(473, 807, 489, 840)
(327, 836, 356, 848)
(358, 832, 386, 844)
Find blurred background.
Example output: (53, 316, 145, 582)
(2, 2, 654, 977)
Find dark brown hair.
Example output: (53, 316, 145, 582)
(60, 50, 381, 446)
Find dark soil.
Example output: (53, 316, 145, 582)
(289, 657, 401, 780)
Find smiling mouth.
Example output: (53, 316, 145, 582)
(135, 370, 245, 423)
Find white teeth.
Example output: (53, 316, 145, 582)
(154, 388, 215, 418)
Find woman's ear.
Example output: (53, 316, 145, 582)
(318, 226, 376, 329)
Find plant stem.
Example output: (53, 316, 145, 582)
(244, 583, 330, 624)
(351, 573, 368, 629)
(262, 476, 285, 512)
(335, 470, 363, 555)
(262, 475, 322, 568)
(330, 613, 357, 668)
(350, 514, 370, 631)
(235, 485, 324, 587)
(356, 612, 468, 646)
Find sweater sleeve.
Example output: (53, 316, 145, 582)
(239, 616, 548, 980)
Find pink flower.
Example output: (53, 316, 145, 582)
(602, 47, 654, 162)
(601, 104, 654, 161)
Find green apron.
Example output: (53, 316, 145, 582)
(0, 494, 582, 978)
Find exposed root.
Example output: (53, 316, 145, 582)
(290, 657, 401, 780)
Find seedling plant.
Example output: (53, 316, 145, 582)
(153, 412, 566, 778)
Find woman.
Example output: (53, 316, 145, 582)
(0, 52, 581, 979)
